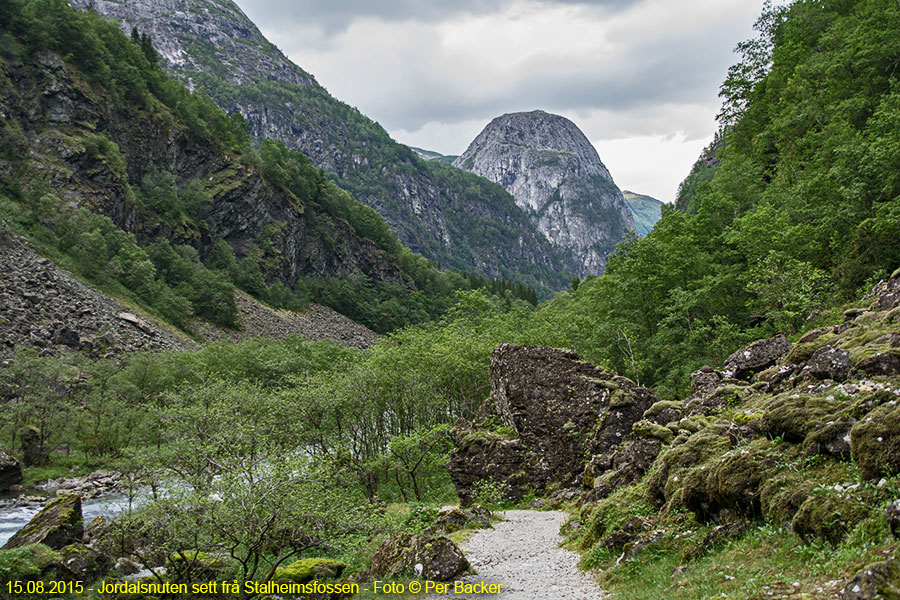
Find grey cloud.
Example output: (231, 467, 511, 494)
(367, 20, 744, 133)
(237, 0, 643, 34)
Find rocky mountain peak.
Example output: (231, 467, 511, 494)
(454, 110, 635, 276)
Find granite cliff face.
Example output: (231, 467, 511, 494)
(68, 0, 570, 291)
(454, 111, 635, 275)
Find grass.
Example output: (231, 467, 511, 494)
(20, 452, 103, 488)
(595, 521, 895, 600)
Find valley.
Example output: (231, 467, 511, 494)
(1, 0, 899, 599)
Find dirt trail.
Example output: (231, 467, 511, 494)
(426, 510, 607, 599)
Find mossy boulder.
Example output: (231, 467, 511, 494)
(705, 447, 778, 518)
(0, 543, 71, 583)
(425, 505, 491, 535)
(791, 494, 872, 545)
(805, 346, 853, 381)
(2, 494, 83, 550)
(842, 558, 900, 600)
(369, 533, 468, 581)
(760, 474, 813, 525)
(644, 400, 683, 423)
(851, 402, 900, 479)
(273, 558, 346, 583)
(803, 417, 855, 460)
(632, 420, 674, 443)
(758, 393, 845, 443)
(58, 543, 110, 581)
(646, 428, 732, 505)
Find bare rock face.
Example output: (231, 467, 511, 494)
(448, 345, 657, 504)
(454, 111, 635, 276)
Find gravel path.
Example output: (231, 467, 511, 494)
(426, 510, 607, 599)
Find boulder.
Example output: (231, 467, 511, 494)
(872, 271, 900, 311)
(856, 352, 900, 375)
(842, 559, 900, 600)
(850, 402, 900, 480)
(58, 543, 111, 581)
(19, 426, 48, 467)
(804, 418, 855, 461)
(723, 336, 790, 380)
(446, 423, 534, 506)
(887, 500, 900, 539)
(369, 533, 468, 581)
(0, 450, 23, 491)
(2, 494, 83, 550)
(449, 345, 656, 504)
(274, 558, 346, 584)
(791, 494, 871, 546)
(690, 367, 722, 396)
(805, 346, 853, 381)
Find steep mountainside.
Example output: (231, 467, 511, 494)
(69, 0, 570, 292)
(453, 111, 635, 276)
(0, 48, 404, 289)
(622, 191, 664, 237)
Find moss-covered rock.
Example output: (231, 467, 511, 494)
(369, 533, 468, 581)
(842, 558, 900, 600)
(791, 493, 873, 545)
(758, 393, 848, 443)
(273, 558, 346, 583)
(0, 450, 23, 492)
(0, 543, 69, 583)
(646, 427, 732, 505)
(705, 447, 778, 517)
(632, 420, 674, 443)
(644, 401, 682, 419)
(850, 402, 900, 479)
(58, 543, 110, 581)
(2, 494, 83, 550)
(759, 474, 813, 525)
(802, 417, 855, 460)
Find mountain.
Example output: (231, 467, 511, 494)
(622, 191, 664, 237)
(410, 147, 458, 165)
(68, 0, 571, 292)
(453, 110, 635, 276)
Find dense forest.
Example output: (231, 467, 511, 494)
(1, 0, 900, 597)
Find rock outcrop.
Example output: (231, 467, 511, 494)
(448, 345, 657, 504)
(454, 111, 635, 275)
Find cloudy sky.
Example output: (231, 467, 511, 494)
(236, 0, 766, 202)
